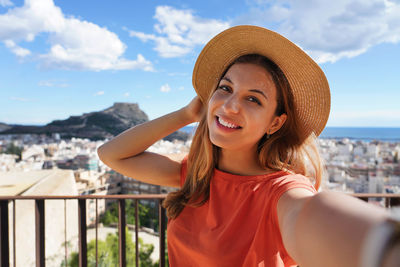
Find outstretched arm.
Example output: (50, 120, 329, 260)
(277, 189, 396, 267)
(97, 97, 203, 188)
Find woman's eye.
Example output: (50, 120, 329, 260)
(218, 85, 231, 92)
(248, 96, 261, 105)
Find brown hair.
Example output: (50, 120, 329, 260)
(163, 54, 325, 219)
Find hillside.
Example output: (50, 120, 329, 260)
(0, 103, 189, 141)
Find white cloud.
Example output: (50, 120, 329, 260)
(10, 96, 31, 102)
(4, 40, 31, 57)
(0, 0, 153, 71)
(160, 83, 171, 92)
(242, 0, 400, 63)
(167, 72, 189, 77)
(129, 5, 230, 58)
(124, 92, 130, 97)
(94, 91, 104, 96)
(0, 0, 13, 7)
(38, 80, 69, 87)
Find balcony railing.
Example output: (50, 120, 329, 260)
(1, 193, 400, 267)
(351, 193, 400, 207)
(0, 194, 167, 267)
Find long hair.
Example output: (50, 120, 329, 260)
(163, 54, 325, 219)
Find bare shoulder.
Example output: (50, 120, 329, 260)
(278, 188, 314, 209)
(277, 188, 314, 224)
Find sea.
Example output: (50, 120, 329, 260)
(181, 126, 400, 142)
(319, 127, 400, 142)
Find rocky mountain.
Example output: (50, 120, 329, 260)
(0, 122, 11, 132)
(0, 103, 190, 141)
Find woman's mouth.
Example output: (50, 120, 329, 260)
(216, 116, 242, 130)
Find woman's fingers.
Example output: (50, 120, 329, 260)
(185, 96, 204, 122)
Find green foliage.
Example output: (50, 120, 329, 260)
(100, 208, 116, 226)
(154, 242, 170, 267)
(50, 116, 84, 126)
(62, 229, 157, 267)
(138, 238, 158, 267)
(1, 142, 23, 161)
(100, 200, 159, 232)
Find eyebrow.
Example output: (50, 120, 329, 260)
(249, 89, 268, 100)
(221, 77, 232, 83)
(221, 76, 268, 100)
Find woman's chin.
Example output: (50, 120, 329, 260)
(209, 135, 241, 151)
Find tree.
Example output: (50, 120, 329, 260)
(100, 200, 159, 232)
(62, 229, 157, 267)
(2, 142, 23, 161)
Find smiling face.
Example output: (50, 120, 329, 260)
(207, 62, 287, 152)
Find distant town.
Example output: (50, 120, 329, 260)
(1, 132, 399, 195)
(1, 133, 400, 266)
(0, 133, 191, 266)
(0, 133, 190, 197)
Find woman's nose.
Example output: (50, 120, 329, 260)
(222, 95, 240, 114)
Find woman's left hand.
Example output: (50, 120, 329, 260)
(182, 96, 204, 123)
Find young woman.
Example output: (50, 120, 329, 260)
(98, 26, 399, 267)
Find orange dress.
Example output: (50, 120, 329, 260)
(167, 159, 316, 267)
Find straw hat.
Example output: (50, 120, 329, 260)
(192, 25, 330, 138)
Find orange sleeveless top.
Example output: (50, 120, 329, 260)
(167, 159, 316, 266)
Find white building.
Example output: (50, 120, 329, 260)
(1, 169, 79, 267)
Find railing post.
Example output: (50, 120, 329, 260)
(64, 199, 68, 267)
(0, 200, 10, 267)
(13, 200, 16, 267)
(0, 194, 173, 267)
(35, 199, 45, 267)
(159, 200, 166, 267)
(118, 199, 126, 267)
(78, 199, 87, 267)
(135, 200, 139, 267)
(385, 197, 390, 208)
(95, 199, 98, 267)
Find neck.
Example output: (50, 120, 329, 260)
(218, 146, 270, 176)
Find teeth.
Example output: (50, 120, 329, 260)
(218, 117, 239, 129)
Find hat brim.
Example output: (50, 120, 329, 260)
(192, 25, 330, 137)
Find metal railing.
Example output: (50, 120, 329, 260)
(0, 194, 168, 267)
(351, 193, 400, 208)
(1, 193, 400, 267)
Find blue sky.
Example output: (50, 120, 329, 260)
(1, 0, 400, 127)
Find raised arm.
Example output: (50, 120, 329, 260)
(277, 189, 396, 267)
(97, 97, 203, 188)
